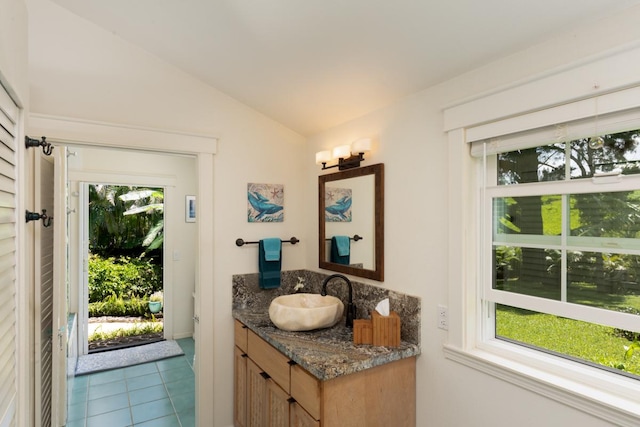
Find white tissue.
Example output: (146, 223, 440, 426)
(375, 298, 390, 316)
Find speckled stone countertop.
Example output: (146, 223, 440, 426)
(233, 308, 421, 381)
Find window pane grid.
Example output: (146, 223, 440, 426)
(487, 289, 640, 333)
(488, 174, 640, 198)
(485, 127, 640, 379)
(495, 304, 640, 380)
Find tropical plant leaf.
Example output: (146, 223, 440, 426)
(123, 203, 164, 215)
(146, 236, 164, 250)
(119, 189, 164, 202)
(143, 220, 164, 248)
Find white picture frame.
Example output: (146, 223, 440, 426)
(186, 195, 196, 222)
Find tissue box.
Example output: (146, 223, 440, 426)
(353, 319, 373, 345)
(371, 310, 401, 347)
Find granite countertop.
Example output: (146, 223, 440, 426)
(233, 308, 421, 381)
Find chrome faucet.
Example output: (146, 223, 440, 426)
(321, 274, 356, 328)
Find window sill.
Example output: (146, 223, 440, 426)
(443, 342, 640, 427)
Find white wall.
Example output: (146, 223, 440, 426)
(0, 0, 28, 105)
(26, 1, 307, 425)
(307, 6, 640, 427)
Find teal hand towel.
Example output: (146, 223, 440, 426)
(335, 235, 350, 256)
(262, 238, 282, 261)
(330, 236, 350, 265)
(259, 239, 282, 289)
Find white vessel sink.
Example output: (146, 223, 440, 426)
(268, 293, 344, 331)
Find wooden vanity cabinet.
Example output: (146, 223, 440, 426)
(234, 346, 248, 427)
(235, 321, 294, 427)
(234, 319, 416, 427)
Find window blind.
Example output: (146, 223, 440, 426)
(0, 82, 18, 427)
(470, 106, 640, 157)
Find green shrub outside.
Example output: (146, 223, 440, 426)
(89, 321, 163, 342)
(88, 254, 161, 303)
(88, 294, 150, 317)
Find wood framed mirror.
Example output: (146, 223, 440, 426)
(319, 163, 384, 281)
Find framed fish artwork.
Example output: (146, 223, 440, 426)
(247, 183, 284, 222)
(325, 187, 352, 222)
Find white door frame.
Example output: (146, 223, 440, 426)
(51, 146, 68, 426)
(28, 113, 217, 425)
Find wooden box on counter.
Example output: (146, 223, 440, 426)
(354, 311, 401, 347)
(353, 319, 373, 345)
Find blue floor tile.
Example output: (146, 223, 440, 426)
(67, 339, 195, 426)
(164, 377, 194, 396)
(156, 357, 191, 372)
(124, 363, 159, 378)
(126, 372, 163, 391)
(159, 366, 194, 384)
(88, 380, 128, 400)
(64, 419, 85, 427)
(134, 413, 181, 426)
(67, 401, 87, 421)
(86, 407, 132, 427)
(89, 368, 126, 386)
(131, 398, 175, 424)
(128, 384, 169, 406)
(170, 390, 195, 413)
(87, 393, 129, 417)
(177, 408, 196, 427)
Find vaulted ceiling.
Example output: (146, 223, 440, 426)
(51, 0, 638, 135)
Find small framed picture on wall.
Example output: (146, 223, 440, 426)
(186, 195, 196, 223)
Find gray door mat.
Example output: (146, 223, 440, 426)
(75, 340, 184, 376)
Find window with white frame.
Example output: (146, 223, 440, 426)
(480, 121, 640, 379)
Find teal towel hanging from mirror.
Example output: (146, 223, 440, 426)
(330, 236, 350, 265)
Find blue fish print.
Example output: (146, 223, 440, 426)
(248, 191, 283, 220)
(325, 195, 352, 220)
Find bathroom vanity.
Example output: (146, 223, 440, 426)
(233, 310, 419, 427)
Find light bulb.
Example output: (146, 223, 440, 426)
(588, 136, 604, 150)
(315, 151, 331, 164)
(351, 138, 372, 154)
(332, 145, 351, 159)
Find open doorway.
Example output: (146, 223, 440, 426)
(30, 115, 216, 424)
(86, 184, 165, 353)
(65, 146, 198, 361)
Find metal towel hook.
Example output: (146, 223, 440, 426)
(25, 209, 53, 227)
(25, 135, 54, 156)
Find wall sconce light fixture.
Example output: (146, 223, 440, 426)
(316, 138, 372, 170)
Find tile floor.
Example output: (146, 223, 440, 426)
(65, 338, 195, 427)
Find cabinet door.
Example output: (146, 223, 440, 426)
(290, 402, 319, 427)
(234, 346, 248, 427)
(290, 364, 320, 420)
(247, 359, 266, 427)
(266, 379, 290, 427)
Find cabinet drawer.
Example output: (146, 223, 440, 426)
(290, 402, 319, 427)
(247, 330, 291, 393)
(290, 364, 320, 420)
(234, 320, 249, 353)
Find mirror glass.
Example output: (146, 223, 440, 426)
(318, 163, 384, 281)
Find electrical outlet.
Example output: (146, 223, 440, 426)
(437, 305, 448, 330)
